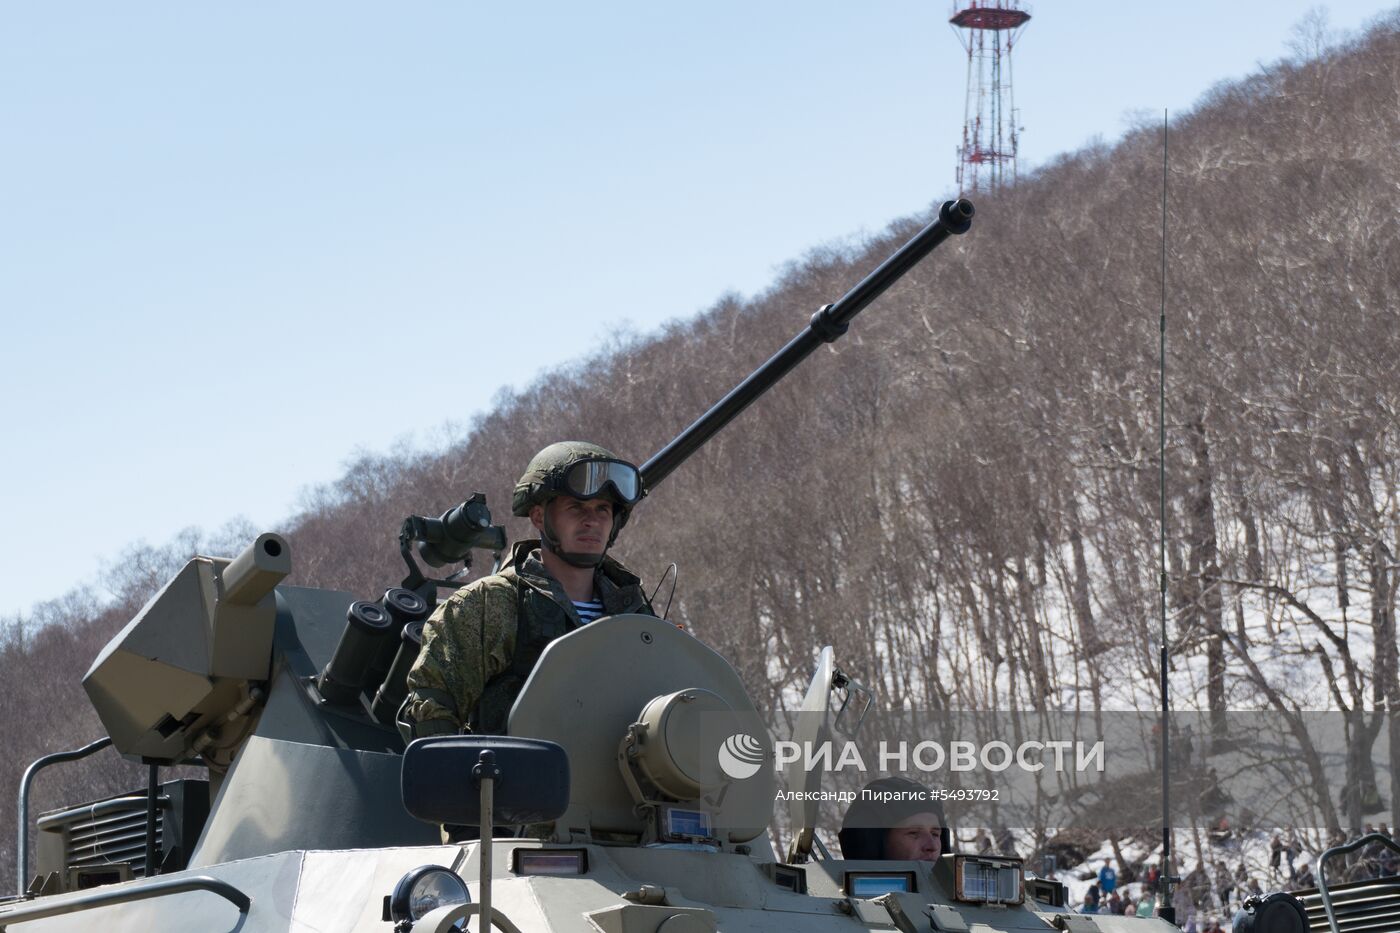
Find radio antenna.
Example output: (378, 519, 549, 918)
(1156, 108, 1176, 925)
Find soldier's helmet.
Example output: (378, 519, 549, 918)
(838, 776, 953, 860)
(511, 442, 643, 541)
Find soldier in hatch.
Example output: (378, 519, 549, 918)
(838, 776, 953, 861)
(403, 442, 655, 738)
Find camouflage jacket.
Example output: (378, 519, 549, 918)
(404, 539, 653, 737)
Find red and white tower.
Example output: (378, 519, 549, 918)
(950, 1, 1031, 194)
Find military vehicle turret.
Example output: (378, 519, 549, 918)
(2, 199, 1307, 932)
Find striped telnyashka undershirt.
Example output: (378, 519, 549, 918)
(572, 598, 605, 624)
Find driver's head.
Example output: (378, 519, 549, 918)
(883, 811, 945, 861)
(838, 777, 952, 861)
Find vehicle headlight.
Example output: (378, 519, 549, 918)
(389, 865, 471, 926)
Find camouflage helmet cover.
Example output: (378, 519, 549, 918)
(511, 441, 639, 531)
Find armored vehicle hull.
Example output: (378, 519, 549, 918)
(5, 565, 1180, 933)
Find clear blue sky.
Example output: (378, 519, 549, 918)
(1, 2, 1393, 619)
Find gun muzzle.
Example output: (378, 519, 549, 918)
(220, 533, 291, 607)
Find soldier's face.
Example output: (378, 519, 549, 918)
(533, 496, 614, 555)
(883, 813, 942, 861)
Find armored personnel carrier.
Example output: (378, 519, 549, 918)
(2, 200, 1308, 932)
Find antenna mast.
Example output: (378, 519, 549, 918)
(950, 1, 1031, 194)
(1157, 108, 1177, 926)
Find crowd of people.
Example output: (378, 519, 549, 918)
(1324, 823, 1400, 880)
(1073, 824, 1400, 931)
(1076, 858, 1180, 922)
(1077, 851, 1289, 930)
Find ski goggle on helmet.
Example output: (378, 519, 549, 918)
(560, 458, 641, 505)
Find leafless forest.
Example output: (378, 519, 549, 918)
(3, 14, 1398, 886)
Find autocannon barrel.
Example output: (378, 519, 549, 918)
(638, 198, 973, 492)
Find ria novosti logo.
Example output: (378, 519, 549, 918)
(717, 733, 766, 780)
(717, 734, 1105, 780)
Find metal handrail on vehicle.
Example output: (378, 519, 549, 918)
(15, 736, 113, 897)
(34, 794, 168, 831)
(0, 875, 250, 930)
(1317, 831, 1400, 933)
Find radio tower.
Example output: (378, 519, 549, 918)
(951, 1, 1031, 194)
